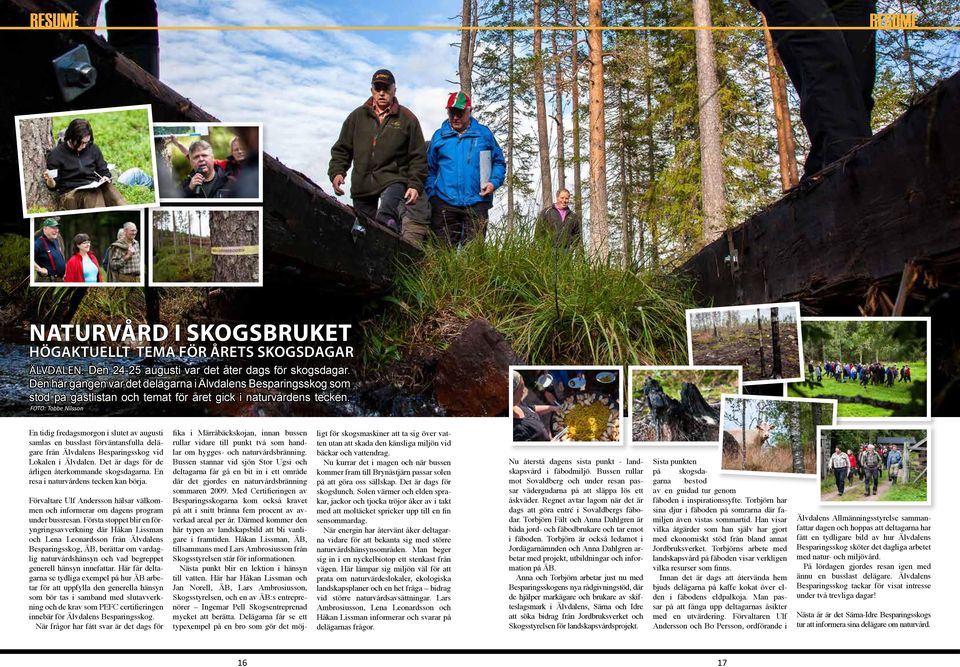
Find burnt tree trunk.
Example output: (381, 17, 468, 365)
(18, 116, 58, 213)
(757, 308, 765, 376)
(210, 210, 259, 283)
(642, 378, 720, 442)
(770, 306, 782, 378)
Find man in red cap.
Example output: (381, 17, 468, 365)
(425, 91, 506, 245)
(329, 69, 428, 233)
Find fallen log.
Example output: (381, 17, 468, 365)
(682, 69, 960, 313)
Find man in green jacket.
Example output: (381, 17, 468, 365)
(328, 70, 428, 233)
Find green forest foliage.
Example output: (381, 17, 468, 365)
(799, 319, 927, 364)
(631, 368, 738, 403)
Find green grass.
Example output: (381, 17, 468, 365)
(787, 363, 927, 417)
(28, 108, 157, 213)
(632, 368, 738, 403)
(362, 230, 695, 369)
(153, 242, 212, 282)
(879, 479, 927, 502)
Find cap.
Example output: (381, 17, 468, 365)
(371, 69, 395, 86)
(446, 91, 471, 110)
(42, 218, 59, 228)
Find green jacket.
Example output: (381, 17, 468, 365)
(328, 98, 428, 199)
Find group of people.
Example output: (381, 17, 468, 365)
(329, 70, 582, 249)
(809, 360, 912, 387)
(827, 443, 903, 497)
(33, 218, 141, 283)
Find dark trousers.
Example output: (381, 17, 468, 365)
(864, 466, 879, 494)
(833, 467, 847, 494)
(353, 182, 406, 232)
(429, 196, 491, 247)
(752, 0, 875, 177)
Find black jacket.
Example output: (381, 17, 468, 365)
(536, 205, 582, 247)
(45, 141, 109, 194)
(179, 164, 231, 198)
(328, 98, 428, 199)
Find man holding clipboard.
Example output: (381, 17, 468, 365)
(425, 92, 506, 246)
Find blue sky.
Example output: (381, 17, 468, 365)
(157, 1, 469, 198)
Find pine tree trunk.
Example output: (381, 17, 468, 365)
(533, 0, 553, 208)
(186, 210, 193, 264)
(18, 116, 58, 213)
(553, 4, 565, 191)
(458, 0, 474, 96)
(506, 0, 516, 231)
(691, 0, 726, 243)
(757, 308, 765, 376)
(570, 0, 582, 214)
(587, 0, 608, 262)
(791, 403, 805, 474)
(619, 82, 630, 269)
(762, 17, 798, 191)
(210, 210, 259, 283)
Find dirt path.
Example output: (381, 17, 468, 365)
(822, 473, 895, 501)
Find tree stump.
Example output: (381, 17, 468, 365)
(642, 378, 720, 442)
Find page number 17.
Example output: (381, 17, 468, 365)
(718, 660, 728, 666)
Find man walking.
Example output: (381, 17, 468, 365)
(329, 70, 427, 233)
(108, 221, 142, 282)
(861, 444, 882, 496)
(426, 92, 506, 246)
(829, 447, 849, 496)
(886, 445, 902, 485)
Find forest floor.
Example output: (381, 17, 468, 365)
(153, 240, 213, 283)
(691, 326, 801, 382)
(787, 364, 927, 418)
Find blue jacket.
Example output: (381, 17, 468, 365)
(426, 119, 506, 207)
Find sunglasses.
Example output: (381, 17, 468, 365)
(447, 108, 466, 117)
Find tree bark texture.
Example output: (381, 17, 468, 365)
(790, 402, 804, 474)
(691, 0, 726, 243)
(762, 16, 799, 191)
(570, 0, 582, 214)
(533, 0, 553, 208)
(458, 0, 474, 96)
(18, 116, 58, 213)
(587, 0, 609, 262)
(211, 209, 259, 283)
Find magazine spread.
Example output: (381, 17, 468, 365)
(1, 0, 958, 659)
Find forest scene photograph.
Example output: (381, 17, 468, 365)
(721, 395, 834, 475)
(819, 427, 928, 503)
(787, 319, 928, 418)
(688, 304, 801, 383)
(631, 366, 738, 443)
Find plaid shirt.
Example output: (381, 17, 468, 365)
(111, 239, 141, 275)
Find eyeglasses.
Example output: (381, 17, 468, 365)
(447, 108, 465, 118)
(372, 84, 391, 92)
